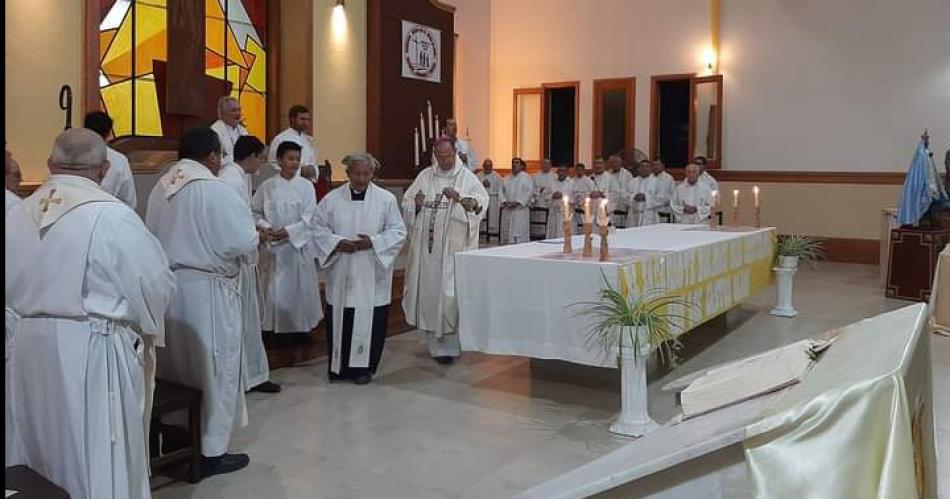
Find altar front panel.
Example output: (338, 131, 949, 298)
(457, 224, 775, 367)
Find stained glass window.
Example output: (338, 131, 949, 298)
(99, 0, 267, 138)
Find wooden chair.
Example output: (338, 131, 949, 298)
(150, 379, 202, 484)
(612, 210, 628, 229)
(529, 206, 550, 241)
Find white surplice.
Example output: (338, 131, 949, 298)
(624, 175, 655, 227)
(6, 188, 21, 216)
(476, 170, 503, 234)
(267, 127, 318, 183)
(312, 183, 406, 373)
(402, 158, 488, 350)
(145, 159, 258, 457)
(503, 171, 533, 244)
(211, 119, 250, 198)
(252, 174, 324, 333)
(103, 146, 137, 209)
(546, 177, 575, 238)
(6, 175, 175, 499)
(217, 163, 270, 388)
(649, 171, 676, 220)
(671, 181, 713, 224)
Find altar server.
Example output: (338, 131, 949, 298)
(502, 157, 533, 244)
(625, 160, 656, 227)
(650, 158, 676, 222)
(546, 165, 575, 238)
(402, 137, 488, 364)
(84, 111, 137, 209)
(219, 136, 280, 393)
(253, 142, 324, 336)
(146, 127, 258, 476)
(313, 153, 406, 384)
(7, 128, 175, 498)
(671, 163, 713, 224)
(477, 159, 504, 235)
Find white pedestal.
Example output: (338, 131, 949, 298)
(610, 351, 659, 437)
(770, 266, 798, 318)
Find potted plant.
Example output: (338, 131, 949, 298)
(775, 235, 825, 269)
(573, 273, 695, 436)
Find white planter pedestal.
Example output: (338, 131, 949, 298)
(770, 266, 799, 317)
(610, 328, 658, 437)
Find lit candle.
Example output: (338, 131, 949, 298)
(711, 190, 719, 209)
(584, 196, 592, 224)
(753, 185, 760, 208)
(733, 189, 739, 208)
(413, 127, 420, 165)
(599, 198, 608, 227)
(435, 114, 441, 137)
(420, 113, 427, 150)
(427, 101, 434, 139)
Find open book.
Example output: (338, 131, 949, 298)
(679, 338, 835, 418)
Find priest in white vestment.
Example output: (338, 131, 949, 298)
(252, 141, 324, 336)
(84, 111, 137, 209)
(671, 164, 713, 224)
(312, 153, 406, 384)
(6, 129, 175, 499)
(267, 104, 320, 186)
(591, 158, 617, 219)
(218, 136, 280, 393)
(532, 159, 556, 206)
(502, 157, 533, 244)
(5, 149, 22, 215)
(211, 96, 249, 196)
(694, 156, 719, 193)
(625, 160, 657, 227)
(145, 127, 259, 476)
(403, 137, 488, 363)
(442, 118, 478, 171)
(649, 158, 676, 222)
(476, 159, 504, 236)
(606, 155, 633, 226)
(546, 166, 575, 238)
(571, 163, 596, 230)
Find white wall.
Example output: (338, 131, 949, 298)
(722, 0, 950, 171)
(446, 0, 491, 165)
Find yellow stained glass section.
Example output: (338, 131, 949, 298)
(245, 37, 266, 92)
(134, 3, 167, 76)
(134, 77, 163, 136)
(241, 91, 265, 139)
(101, 12, 133, 79)
(101, 80, 133, 137)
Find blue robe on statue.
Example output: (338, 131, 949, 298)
(897, 140, 944, 226)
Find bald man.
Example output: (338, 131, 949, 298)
(5, 129, 176, 499)
(5, 149, 22, 215)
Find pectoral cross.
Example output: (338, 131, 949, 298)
(39, 189, 63, 213)
(168, 168, 186, 186)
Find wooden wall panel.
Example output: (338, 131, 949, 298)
(166, 0, 206, 115)
(367, 0, 455, 179)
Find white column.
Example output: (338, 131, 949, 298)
(770, 266, 799, 317)
(610, 327, 659, 437)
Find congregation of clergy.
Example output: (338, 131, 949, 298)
(5, 94, 721, 499)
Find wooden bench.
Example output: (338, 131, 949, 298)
(150, 379, 202, 484)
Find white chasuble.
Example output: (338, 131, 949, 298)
(546, 178, 575, 238)
(402, 159, 488, 337)
(671, 181, 713, 224)
(312, 183, 406, 373)
(503, 172, 533, 244)
(146, 159, 259, 457)
(6, 175, 175, 499)
(252, 175, 324, 333)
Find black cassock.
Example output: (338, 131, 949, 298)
(325, 304, 390, 380)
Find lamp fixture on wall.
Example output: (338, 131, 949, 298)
(334, 0, 345, 7)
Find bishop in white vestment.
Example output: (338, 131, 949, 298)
(252, 141, 324, 335)
(312, 153, 406, 384)
(671, 164, 713, 224)
(84, 112, 137, 209)
(6, 129, 175, 499)
(145, 128, 258, 475)
(218, 136, 280, 393)
(403, 138, 488, 362)
(503, 157, 533, 244)
(476, 159, 504, 235)
(546, 166, 575, 238)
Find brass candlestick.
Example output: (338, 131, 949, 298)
(710, 208, 720, 229)
(755, 206, 761, 228)
(733, 206, 740, 227)
(582, 223, 593, 257)
(562, 220, 573, 254)
(598, 225, 609, 261)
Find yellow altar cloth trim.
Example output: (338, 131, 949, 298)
(744, 304, 927, 499)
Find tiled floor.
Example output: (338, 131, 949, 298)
(152, 262, 946, 499)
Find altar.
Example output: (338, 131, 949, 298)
(457, 224, 776, 367)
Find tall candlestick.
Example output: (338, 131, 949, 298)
(420, 113, 427, 150)
(733, 189, 739, 208)
(584, 197, 592, 224)
(599, 224, 609, 261)
(583, 223, 593, 257)
(753, 185, 761, 228)
(562, 195, 570, 220)
(413, 127, 420, 165)
(598, 198, 609, 227)
(563, 219, 574, 254)
(427, 101, 434, 139)
(753, 185, 760, 208)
